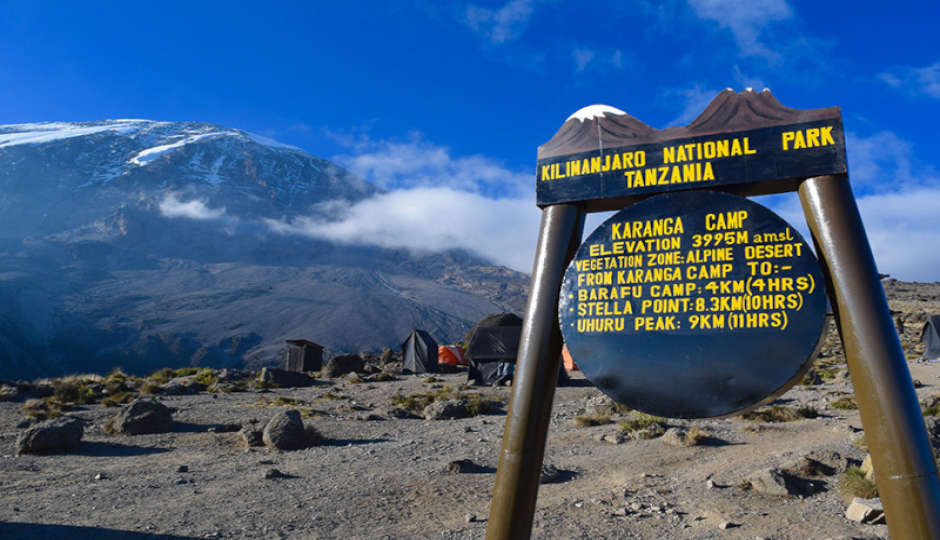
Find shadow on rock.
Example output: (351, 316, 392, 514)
(0, 522, 199, 540)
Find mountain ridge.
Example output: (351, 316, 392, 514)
(0, 120, 529, 379)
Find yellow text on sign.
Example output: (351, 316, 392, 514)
(781, 126, 835, 151)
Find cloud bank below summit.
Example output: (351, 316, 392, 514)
(158, 126, 940, 282)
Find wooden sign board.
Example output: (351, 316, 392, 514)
(537, 89, 846, 211)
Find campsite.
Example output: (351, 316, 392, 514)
(0, 279, 938, 539)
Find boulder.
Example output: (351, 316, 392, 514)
(263, 410, 306, 451)
(745, 468, 803, 497)
(321, 354, 365, 378)
(15, 416, 83, 455)
(105, 398, 173, 435)
(423, 399, 469, 420)
(845, 497, 885, 524)
(259, 367, 314, 388)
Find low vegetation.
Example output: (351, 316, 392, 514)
(619, 411, 667, 439)
(829, 396, 858, 410)
(840, 467, 878, 501)
(572, 413, 611, 428)
(391, 385, 503, 417)
(740, 405, 819, 423)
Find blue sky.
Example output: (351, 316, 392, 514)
(2, 1, 939, 280)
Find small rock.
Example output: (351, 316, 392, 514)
(718, 521, 736, 530)
(238, 424, 264, 447)
(177, 465, 189, 473)
(446, 459, 478, 474)
(661, 427, 697, 447)
(598, 431, 628, 444)
(386, 407, 417, 419)
(263, 468, 287, 479)
(207, 423, 240, 433)
(705, 479, 716, 489)
(845, 497, 885, 524)
(464, 513, 477, 523)
(15, 416, 84, 455)
(540, 464, 562, 484)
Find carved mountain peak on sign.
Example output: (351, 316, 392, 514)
(686, 88, 838, 134)
(538, 88, 840, 160)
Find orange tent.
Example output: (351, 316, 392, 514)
(438, 345, 468, 366)
(562, 345, 579, 371)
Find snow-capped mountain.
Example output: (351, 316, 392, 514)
(0, 121, 527, 379)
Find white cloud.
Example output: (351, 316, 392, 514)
(331, 131, 531, 199)
(465, 0, 539, 44)
(323, 134, 542, 271)
(158, 193, 228, 221)
(571, 46, 626, 73)
(879, 61, 940, 99)
(687, 0, 792, 60)
(265, 188, 542, 272)
(845, 132, 926, 194)
(757, 131, 940, 282)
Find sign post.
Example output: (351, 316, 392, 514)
(486, 89, 940, 540)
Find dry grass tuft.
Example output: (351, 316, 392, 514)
(740, 405, 818, 423)
(840, 467, 878, 501)
(572, 414, 611, 428)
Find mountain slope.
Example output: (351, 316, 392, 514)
(0, 121, 528, 379)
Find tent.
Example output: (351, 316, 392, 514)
(439, 345, 468, 366)
(402, 329, 439, 374)
(919, 315, 940, 362)
(561, 345, 579, 371)
(465, 326, 521, 385)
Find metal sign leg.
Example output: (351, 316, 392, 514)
(799, 174, 940, 539)
(485, 203, 585, 540)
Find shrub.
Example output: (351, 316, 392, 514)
(175, 367, 200, 378)
(923, 395, 940, 417)
(391, 385, 503, 417)
(685, 426, 707, 446)
(23, 398, 62, 420)
(101, 392, 136, 407)
(148, 368, 177, 385)
(829, 396, 859, 410)
(741, 405, 818, 423)
(193, 368, 218, 388)
(53, 379, 95, 405)
(573, 414, 611, 428)
(619, 412, 667, 433)
(840, 467, 878, 501)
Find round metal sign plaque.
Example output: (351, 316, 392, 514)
(559, 190, 827, 419)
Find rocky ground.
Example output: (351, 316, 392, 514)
(1, 280, 939, 540)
